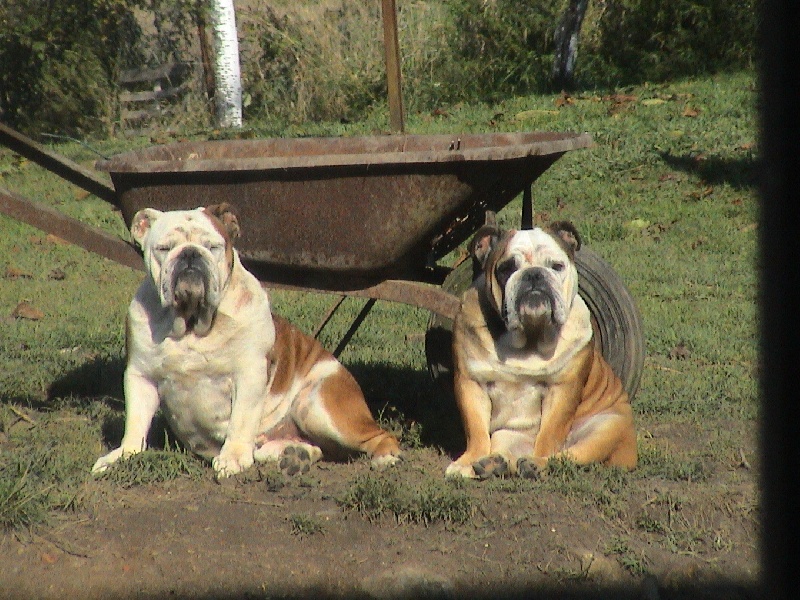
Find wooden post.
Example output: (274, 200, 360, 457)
(381, 0, 405, 133)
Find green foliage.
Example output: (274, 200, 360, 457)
(443, 0, 564, 100)
(0, 0, 759, 133)
(288, 513, 326, 536)
(0, 404, 100, 530)
(239, 1, 386, 124)
(0, 0, 143, 136)
(582, 0, 759, 87)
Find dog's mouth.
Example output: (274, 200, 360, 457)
(503, 267, 566, 351)
(167, 247, 216, 337)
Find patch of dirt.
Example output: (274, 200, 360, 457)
(0, 438, 759, 600)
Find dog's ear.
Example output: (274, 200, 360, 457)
(204, 203, 240, 242)
(548, 220, 582, 257)
(130, 208, 163, 248)
(470, 211, 502, 272)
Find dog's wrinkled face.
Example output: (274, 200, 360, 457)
(472, 221, 581, 352)
(130, 203, 240, 338)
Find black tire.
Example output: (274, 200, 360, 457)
(425, 246, 645, 402)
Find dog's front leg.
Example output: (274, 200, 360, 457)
(212, 363, 269, 478)
(445, 370, 492, 478)
(92, 368, 160, 473)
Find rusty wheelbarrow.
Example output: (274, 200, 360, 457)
(0, 125, 644, 399)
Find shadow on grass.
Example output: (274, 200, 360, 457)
(43, 352, 467, 457)
(658, 151, 758, 189)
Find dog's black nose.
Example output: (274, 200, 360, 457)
(177, 246, 203, 269)
(520, 268, 547, 287)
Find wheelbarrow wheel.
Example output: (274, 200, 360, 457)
(425, 246, 645, 402)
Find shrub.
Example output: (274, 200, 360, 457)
(0, 0, 142, 136)
(580, 0, 759, 87)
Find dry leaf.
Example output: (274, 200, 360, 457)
(48, 268, 67, 281)
(669, 343, 691, 360)
(11, 302, 44, 320)
(641, 98, 666, 106)
(683, 106, 700, 118)
(4, 266, 33, 279)
(46, 234, 69, 246)
(554, 92, 574, 107)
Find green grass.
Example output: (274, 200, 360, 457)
(0, 70, 758, 540)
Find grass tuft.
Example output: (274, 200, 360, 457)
(93, 450, 206, 488)
(339, 470, 474, 525)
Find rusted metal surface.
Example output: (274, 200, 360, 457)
(0, 123, 117, 204)
(96, 132, 592, 290)
(265, 277, 461, 322)
(0, 187, 143, 271)
(0, 184, 462, 319)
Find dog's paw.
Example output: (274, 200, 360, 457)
(213, 442, 255, 479)
(516, 457, 541, 480)
(472, 454, 509, 480)
(278, 444, 322, 476)
(445, 461, 477, 479)
(370, 452, 402, 471)
(91, 447, 141, 474)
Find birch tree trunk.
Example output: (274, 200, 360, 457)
(552, 0, 590, 90)
(209, 0, 242, 128)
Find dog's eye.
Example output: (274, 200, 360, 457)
(154, 245, 170, 254)
(495, 259, 517, 287)
(551, 261, 565, 272)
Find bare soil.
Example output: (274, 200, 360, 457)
(0, 428, 759, 600)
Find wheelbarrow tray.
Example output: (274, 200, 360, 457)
(96, 131, 592, 290)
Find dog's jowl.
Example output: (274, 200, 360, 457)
(446, 221, 637, 479)
(92, 203, 401, 478)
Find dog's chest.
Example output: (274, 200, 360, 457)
(482, 374, 548, 433)
(154, 343, 239, 456)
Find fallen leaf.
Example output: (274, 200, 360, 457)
(11, 302, 44, 320)
(4, 267, 33, 279)
(41, 552, 58, 565)
(669, 343, 691, 360)
(73, 188, 91, 200)
(48, 268, 67, 281)
(740, 223, 757, 233)
(604, 94, 638, 103)
(683, 106, 700, 118)
(691, 238, 706, 250)
(46, 234, 69, 246)
(641, 98, 666, 106)
(554, 92, 574, 107)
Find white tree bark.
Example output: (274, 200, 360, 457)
(209, 0, 242, 128)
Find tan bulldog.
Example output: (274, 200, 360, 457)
(92, 204, 400, 478)
(446, 220, 636, 479)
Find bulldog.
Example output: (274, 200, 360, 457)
(445, 219, 637, 479)
(92, 203, 401, 478)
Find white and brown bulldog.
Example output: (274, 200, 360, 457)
(92, 203, 401, 478)
(446, 220, 637, 479)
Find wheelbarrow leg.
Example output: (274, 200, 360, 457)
(521, 184, 533, 230)
(312, 295, 348, 340)
(333, 298, 377, 358)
